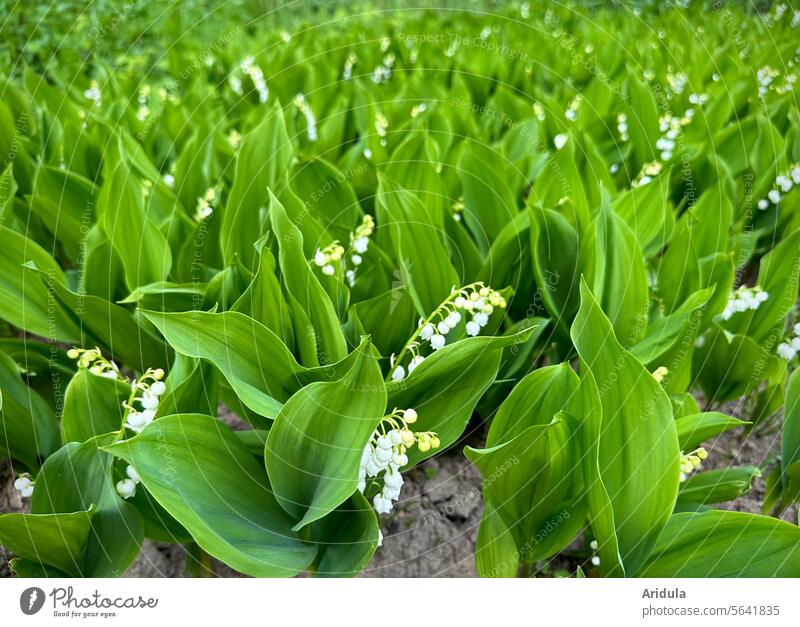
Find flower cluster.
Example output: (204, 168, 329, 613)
(230, 56, 269, 102)
(83, 80, 102, 106)
(371, 53, 395, 84)
(720, 285, 769, 320)
(450, 197, 465, 222)
(665, 69, 688, 95)
(194, 187, 216, 221)
(345, 214, 375, 286)
(651, 366, 669, 383)
(616, 112, 629, 142)
(227, 128, 242, 148)
(655, 109, 693, 161)
(632, 160, 663, 187)
(69, 347, 167, 434)
(313, 241, 345, 276)
(67, 347, 120, 379)
(342, 52, 357, 81)
(14, 474, 34, 498)
(679, 447, 707, 482)
(136, 84, 151, 122)
(777, 323, 800, 361)
(374, 113, 389, 146)
(293, 93, 318, 143)
(358, 408, 440, 515)
(390, 283, 507, 382)
(123, 369, 167, 433)
(313, 215, 375, 285)
(757, 65, 780, 99)
(115, 465, 141, 500)
(565, 95, 581, 122)
(757, 164, 800, 210)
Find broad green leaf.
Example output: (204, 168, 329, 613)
(376, 175, 459, 317)
(674, 412, 749, 450)
(0, 509, 94, 577)
(266, 341, 385, 529)
(528, 205, 580, 335)
(104, 414, 316, 577)
(474, 498, 520, 578)
(387, 331, 532, 466)
(31, 434, 143, 577)
(678, 466, 760, 505)
(26, 264, 168, 373)
(639, 510, 800, 577)
(630, 288, 713, 366)
(60, 367, 129, 443)
(310, 491, 379, 577)
(581, 193, 649, 345)
(571, 280, 680, 574)
(221, 103, 294, 266)
(467, 417, 585, 569)
(291, 157, 362, 242)
(143, 309, 357, 423)
(781, 368, 800, 498)
(487, 363, 580, 446)
(98, 141, 172, 289)
(269, 190, 348, 364)
(0, 350, 58, 469)
(457, 140, 517, 254)
(0, 225, 80, 341)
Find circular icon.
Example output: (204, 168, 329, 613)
(20, 587, 46, 615)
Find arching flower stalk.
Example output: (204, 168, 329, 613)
(359, 408, 440, 515)
(67, 347, 166, 434)
(388, 282, 507, 382)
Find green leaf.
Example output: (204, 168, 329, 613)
(725, 229, 800, 343)
(60, 368, 129, 443)
(571, 280, 680, 574)
(528, 205, 580, 335)
(104, 414, 316, 577)
(678, 466, 760, 505)
(457, 140, 517, 254)
(674, 412, 749, 450)
(98, 141, 172, 289)
(639, 510, 800, 577)
(0, 350, 58, 468)
(376, 175, 459, 317)
(266, 341, 386, 529)
(466, 416, 585, 569)
(31, 434, 143, 577)
(221, 103, 294, 266)
(269, 190, 348, 364)
(0, 509, 94, 577)
(486, 363, 580, 446)
(781, 368, 800, 498)
(0, 225, 79, 341)
(630, 288, 713, 366)
(474, 498, 520, 577)
(310, 491, 379, 577)
(143, 309, 354, 422)
(581, 192, 649, 345)
(388, 331, 532, 466)
(25, 264, 168, 373)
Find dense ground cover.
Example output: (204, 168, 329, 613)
(1, 0, 800, 578)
